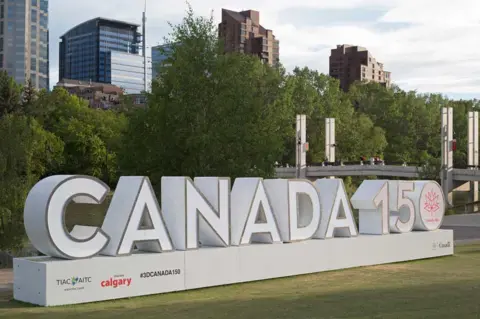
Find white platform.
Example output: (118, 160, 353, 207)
(14, 230, 454, 306)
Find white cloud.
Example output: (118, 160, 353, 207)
(48, 0, 480, 98)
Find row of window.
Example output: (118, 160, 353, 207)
(32, 0, 48, 10)
(99, 29, 136, 40)
(99, 26, 136, 36)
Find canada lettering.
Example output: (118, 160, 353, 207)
(23, 176, 446, 260)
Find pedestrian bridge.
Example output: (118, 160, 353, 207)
(275, 165, 480, 182)
(275, 165, 422, 179)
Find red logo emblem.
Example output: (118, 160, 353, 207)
(423, 190, 441, 223)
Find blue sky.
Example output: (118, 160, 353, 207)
(50, 0, 480, 100)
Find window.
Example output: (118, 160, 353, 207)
(40, 30, 47, 42)
(7, 22, 13, 32)
(7, 5, 14, 18)
(31, 57, 36, 71)
(32, 0, 38, 6)
(0, 5, 3, 19)
(40, 0, 47, 12)
(40, 13, 47, 28)
(372, 75, 374, 80)
(39, 60, 47, 74)
(31, 8, 37, 23)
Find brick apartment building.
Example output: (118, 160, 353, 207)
(329, 45, 391, 92)
(219, 9, 279, 66)
(55, 79, 123, 109)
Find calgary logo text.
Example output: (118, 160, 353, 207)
(100, 275, 132, 288)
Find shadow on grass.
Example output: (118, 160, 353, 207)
(1, 280, 480, 319)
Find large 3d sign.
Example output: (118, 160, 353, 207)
(23, 176, 445, 260)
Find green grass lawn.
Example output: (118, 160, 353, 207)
(2, 244, 480, 318)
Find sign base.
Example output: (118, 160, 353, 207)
(14, 230, 454, 306)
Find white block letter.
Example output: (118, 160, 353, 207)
(24, 175, 110, 259)
(314, 179, 358, 238)
(231, 178, 281, 245)
(101, 177, 173, 256)
(351, 180, 389, 235)
(288, 180, 321, 241)
(189, 177, 230, 248)
(161, 177, 230, 250)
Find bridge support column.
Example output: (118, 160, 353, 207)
(296, 114, 307, 179)
(468, 111, 479, 208)
(325, 118, 335, 179)
(441, 107, 453, 207)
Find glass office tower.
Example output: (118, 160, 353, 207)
(59, 17, 148, 92)
(151, 44, 173, 79)
(0, 0, 49, 90)
(109, 51, 151, 94)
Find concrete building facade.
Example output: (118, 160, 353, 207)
(218, 9, 279, 66)
(329, 44, 391, 92)
(0, 0, 49, 90)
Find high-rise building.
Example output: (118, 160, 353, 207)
(218, 9, 279, 66)
(59, 17, 151, 94)
(151, 43, 173, 79)
(0, 0, 49, 90)
(329, 45, 391, 92)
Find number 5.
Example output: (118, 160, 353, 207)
(389, 181, 415, 233)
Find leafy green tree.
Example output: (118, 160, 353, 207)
(280, 67, 387, 164)
(0, 70, 23, 117)
(21, 79, 38, 111)
(348, 82, 444, 164)
(119, 4, 290, 186)
(0, 115, 63, 251)
(30, 87, 127, 184)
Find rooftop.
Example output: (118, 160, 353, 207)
(60, 17, 140, 38)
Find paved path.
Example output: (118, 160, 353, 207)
(441, 213, 480, 242)
(0, 269, 12, 293)
(443, 213, 480, 227)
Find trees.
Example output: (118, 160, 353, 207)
(29, 87, 127, 185)
(348, 82, 446, 164)
(119, 4, 290, 186)
(0, 115, 63, 251)
(0, 70, 23, 117)
(279, 67, 387, 164)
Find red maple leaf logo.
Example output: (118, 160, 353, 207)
(424, 190, 440, 216)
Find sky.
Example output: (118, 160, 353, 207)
(49, 0, 480, 100)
